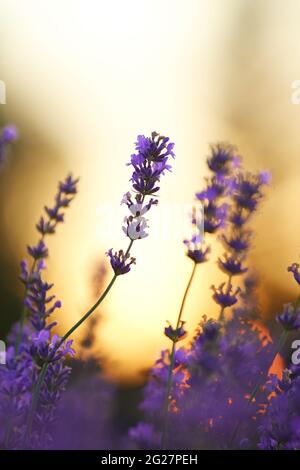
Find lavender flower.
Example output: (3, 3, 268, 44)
(211, 283, 240, 308)
(206, 142, 240, 176)
(0, 125, 17, 169)
(183, 144, 238, 267)
(184, 237, 210, 264)
(288, 262, 300, 286)
(164, 321, 187, 343)
(133, 313, 275, 450)
(27, 240, 49, 260)
(218, 254, 248, 276)
(215, 166, 270, 320)
(37, 174, 79, 235)
(258, 369, 300, 449)
(276, 303, 300, 331)
(129, 133, 174, 196)
(196, 143, 238, 236)
(106, 249, 136, 276)
(107, 132, 175, 273)
(0, 172, 79, 449)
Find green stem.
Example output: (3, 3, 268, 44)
(25, 272, 118, 442)
(161, 261, 197, 449)
(25, 220, 136, 442)
(176, 262, 197, 329)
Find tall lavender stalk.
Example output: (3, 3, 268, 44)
(26, 132, 175, 441)
(212, 171, 270, 321)
(15, 175, 79, 353)
(161, 143, 238, 448)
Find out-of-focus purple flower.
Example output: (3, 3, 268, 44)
(218, 254, 248, 276)
(129, 423, 160, 450)
(232, 172, 270, 212)
(27, 240, 48, 260)
(288, 262, 300, 286)
(19, 259, 46, 286)
(37, 174, 79, 235)
(134, 313, 275, 450)
(276, 303, 300, 331)
(59, 174, 79, 194)
(211, 283, 240, 308)
(258, 368, 300, 449)
(184, 234, 210, 264)
(24, 276, 62, 331)
(0, 125, 17, 169)
(215, 165, 270, 321)
(164, 321, 187, 343)
(50, 369, 119, 450)
(196, 146, 234, 225)
(206, 143, 240, 176)
(1, 172, 79, 449)
(221, 231, 251, 253)
(1, 125, 18, 142)
(106, 249, 136, 275)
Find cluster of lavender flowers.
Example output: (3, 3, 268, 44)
(258, 266, 300, 449)
(107, 132, 174, 275)
(130, 143, 300, 450)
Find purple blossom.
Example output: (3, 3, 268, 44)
(27, 240, 48, 260)
(206, 142, 240, 176)
(211, 283, 240, 308)
(232, 172, 269, 212)
(1, 171, 79, 449)
(106, 249, 136, 275)
(164, 321, 187, 343)
(185, 243, 210, 264)
(0, 125, 17, 169)
(276, 303, 300, 331)
(288, 262, 300, 286)
(38, 174, 79, 235)
(218, 254, 248, 276)
(258, 370, 300, 449)
(133, 313, 275, 450)
(129, 132, 175, 196)
(221, 231, 251, 253)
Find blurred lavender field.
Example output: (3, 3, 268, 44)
(1, 129, 300, 450)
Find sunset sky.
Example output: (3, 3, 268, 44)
(1, 0, 300, 381)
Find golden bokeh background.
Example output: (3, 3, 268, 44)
(1, 0, 300, 382)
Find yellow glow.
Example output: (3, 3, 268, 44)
(2, 0, 300, 382)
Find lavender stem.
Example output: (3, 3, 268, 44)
(161, 261, 197, 449)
